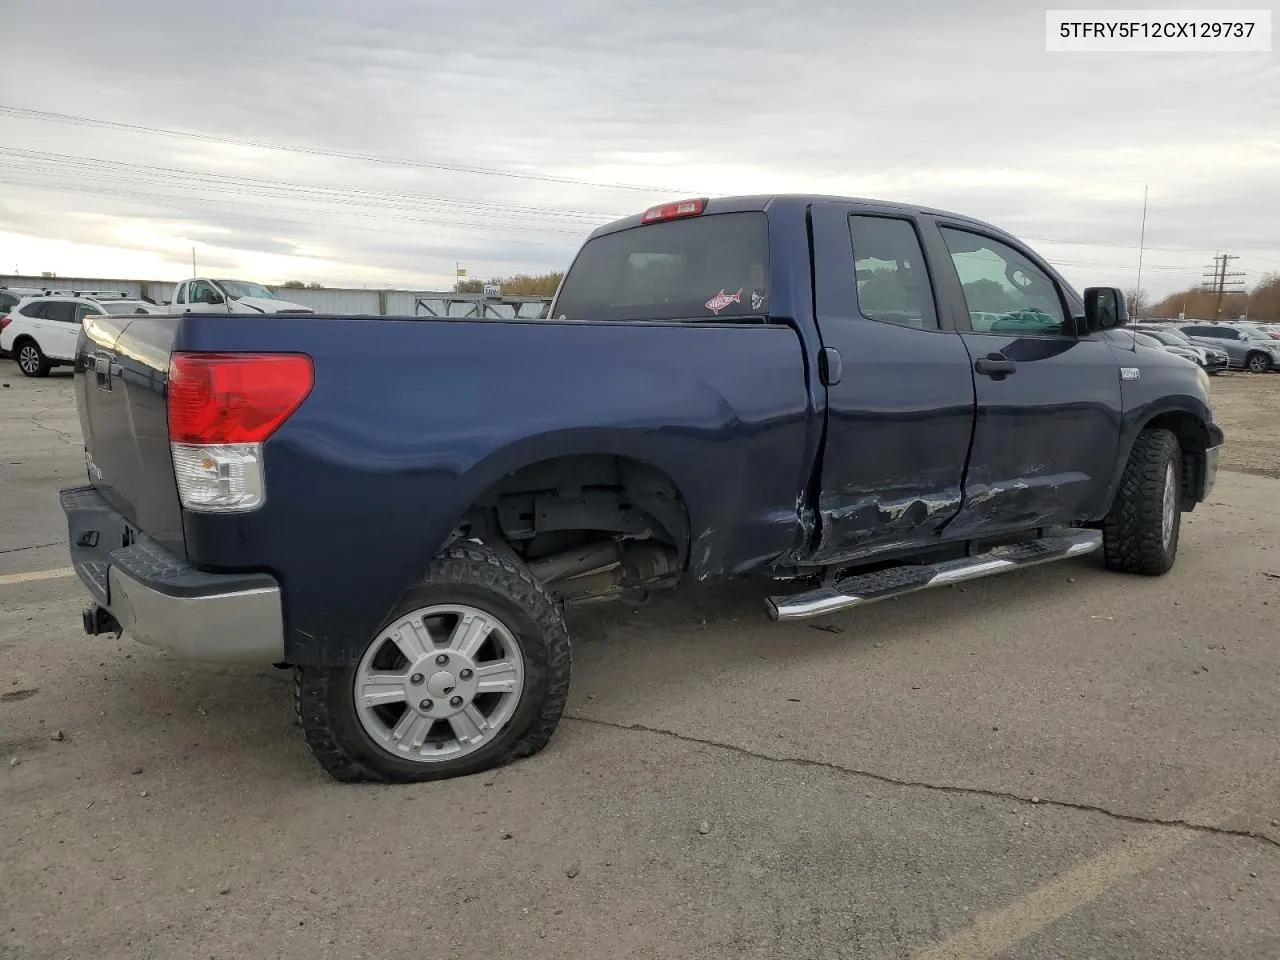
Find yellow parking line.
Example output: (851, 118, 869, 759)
(0, 567, 76, 586)
(913, 778, 1256, 960)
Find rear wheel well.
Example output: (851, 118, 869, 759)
(454, 455, 691, 603)
(1141, 411, 1209, 509)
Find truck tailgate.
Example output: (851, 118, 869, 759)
(76, 313, 186, 555)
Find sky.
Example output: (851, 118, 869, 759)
(0, 0, 1277, 299)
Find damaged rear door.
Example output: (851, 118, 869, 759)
(927, 220, 1122, 537)
(806, 201, 976, 564)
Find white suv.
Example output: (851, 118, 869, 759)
(1, 293, 160, 377)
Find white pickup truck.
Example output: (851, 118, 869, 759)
(171, 278, 314, 314)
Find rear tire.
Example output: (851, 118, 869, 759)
(295, 542, 571, 784)
(1102, 428, 1182, 575)
(14, 339, 49, 378)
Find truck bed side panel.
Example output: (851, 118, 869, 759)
(174, 315, 812, 665)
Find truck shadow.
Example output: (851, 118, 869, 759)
(72, 553, 1105, 789)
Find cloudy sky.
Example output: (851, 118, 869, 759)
(0, 0, 1277, 298)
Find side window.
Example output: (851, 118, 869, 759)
(19, 302, 48, 319)
(189, 280, 213, 303)
(848, 215, 938, 330)
(175, 282, 187, 305)
(44, 302, 77, 324)
(0, 293, 17, 311)
(939, 227, 1067, 336)
(73, 303, 102, 323)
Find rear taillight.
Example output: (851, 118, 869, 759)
(167, 352, 312, 513)
(640, 198, 707, 224)
(0, 315, 10, 333)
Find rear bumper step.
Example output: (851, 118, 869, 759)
(766, 529, 1103, 621)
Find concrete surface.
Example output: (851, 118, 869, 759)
(1, 361, 1278, 960)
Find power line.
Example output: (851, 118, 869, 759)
(0, 144, 624, 221)
(3, 106, 1277, 277)
(0, 163, 602, 235)
(0, 175, 583, 246)
(6, 105, 1276, 262)
(0, 104, 694, 195)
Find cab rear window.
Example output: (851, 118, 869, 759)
(553, 212, 769, 322)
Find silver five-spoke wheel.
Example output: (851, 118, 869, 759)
(354, 603, 526, 763)
(17, 342, 43, 377)
(295, 541, 571, 783)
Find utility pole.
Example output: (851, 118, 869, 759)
(192, 247, 197, 277)
(1201, 252, 1245, 319)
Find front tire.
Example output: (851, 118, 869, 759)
(295, 542, 571, 783)
(1102, 428, 1182, 575)
(14, 339, 49, 378)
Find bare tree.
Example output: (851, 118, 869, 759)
(1124, 287, 1150, 318)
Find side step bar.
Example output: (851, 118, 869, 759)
(766, 529, 1103, 622)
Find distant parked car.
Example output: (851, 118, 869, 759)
(0, 293, 160, 377)
(1177, 322, 1280, 373)
(1138, 326, 1228, 374)
(1229, 321, 1280, 342)
(1131, 330, 1213, 370)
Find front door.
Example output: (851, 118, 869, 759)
(185, 279, 226, 313)
(926, 221, 1123, 537)
(808, 202, 976, 564)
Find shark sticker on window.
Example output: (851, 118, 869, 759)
(704, 287, 742, 315)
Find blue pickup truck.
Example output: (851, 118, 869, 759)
(61, 194, 1223, 783)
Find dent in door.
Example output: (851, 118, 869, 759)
(949, 336, 1122, 535)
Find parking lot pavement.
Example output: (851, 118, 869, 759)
(2, 363, 1278, 959)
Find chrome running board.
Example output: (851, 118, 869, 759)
(766, 529, 1103, 622)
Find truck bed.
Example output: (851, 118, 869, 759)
(75, 311, 815, 663)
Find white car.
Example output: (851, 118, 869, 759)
(171, 278, 314, 314)
(1, 294, 160, 377)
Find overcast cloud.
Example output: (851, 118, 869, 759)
(0, 0, 1276, 297)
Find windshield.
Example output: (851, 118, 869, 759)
(552, 212, 769, 322)
(216, 280, 276, 301)
(100, 301, 153, 315)
(1234, 324, 1274, 339)
(1151, 329, 1192, 347)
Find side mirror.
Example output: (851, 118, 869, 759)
(1083, 287, 1127, 331)
(201, 289, 224, 305)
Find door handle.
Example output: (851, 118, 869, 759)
(92, 352, 113, 390)
(974, 353, 1016, 378)
(819, 346, 842, 386)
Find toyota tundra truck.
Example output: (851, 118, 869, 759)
(60, 194, 1223, 784)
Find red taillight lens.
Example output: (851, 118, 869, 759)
(0, 315, 10, 333)
(167, 352, 313, 444)
(640, 198, 707, 224)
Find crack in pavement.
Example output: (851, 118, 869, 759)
(566, 714, 1280, 853)
(29, 408, 82, 448)
(0, 541, 61, 556)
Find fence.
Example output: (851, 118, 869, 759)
(0, 275, 552, 318)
